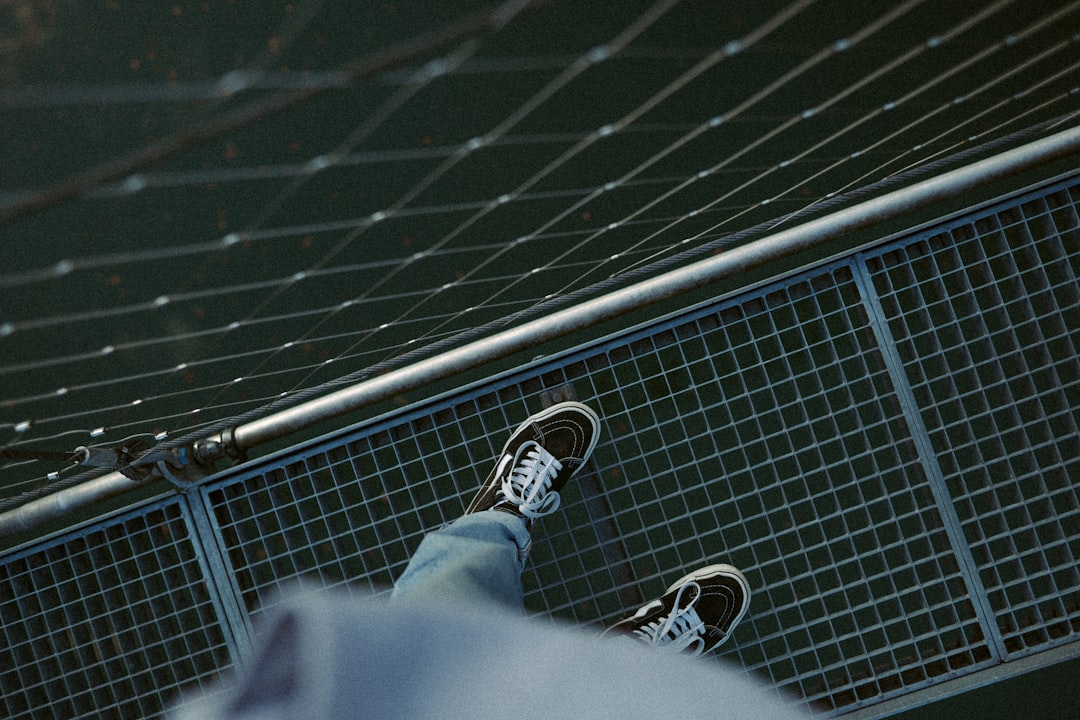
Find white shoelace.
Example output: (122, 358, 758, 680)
(500, 441, 564, 519)
(632, 581, 707, 655)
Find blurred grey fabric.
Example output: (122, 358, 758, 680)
(170, 593, 807, 720)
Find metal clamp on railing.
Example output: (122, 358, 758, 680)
(74, 440, 150, 481)
(74, 439, 218, 490)
(192, 427, 246, 468)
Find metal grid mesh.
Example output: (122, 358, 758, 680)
(2, 174, 1079, 718)
(558, 269, 995, 708)
(205, 422, 467, 619)
(864, 185, 1080, 660)
(199, 263, 1003, 713)
(0, 499, 235, 720)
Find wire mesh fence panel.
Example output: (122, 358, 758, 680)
(198, 266, 1000, 714)
(519, 264, 997, 713)
(862, 183, 1080, 662)
(0, 498, 236, 720)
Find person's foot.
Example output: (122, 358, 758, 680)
(606, 564, 750, 655)
(464, 401, 600, 524)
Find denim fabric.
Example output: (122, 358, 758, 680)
(390, 511, 532, 612)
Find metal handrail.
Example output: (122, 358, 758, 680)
(2, 123, 1078, 537)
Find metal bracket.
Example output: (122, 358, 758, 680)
(75, 440, 218, 490)
(143, 446, 212, 490)
(74, 439, 153, 481)
(192, 426, 246, 467)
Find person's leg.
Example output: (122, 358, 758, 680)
(390, 400, 600, 611)
(390, 511, 531, 610)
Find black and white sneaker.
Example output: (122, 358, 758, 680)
(464, 401, 600, 523)
(606, 564, 750, 655)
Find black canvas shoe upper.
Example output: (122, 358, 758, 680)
(607, 564, 750, 656)
(465, 401, 600, 522)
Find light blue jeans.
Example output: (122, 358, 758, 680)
(390, 511, 532, 612)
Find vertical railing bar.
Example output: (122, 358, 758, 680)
(848, 255, 1007, 662)
(180, 491, 255, 665)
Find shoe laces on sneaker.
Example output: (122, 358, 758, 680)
(500, 441, 564, 519)
(633, 582, 707, 655)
